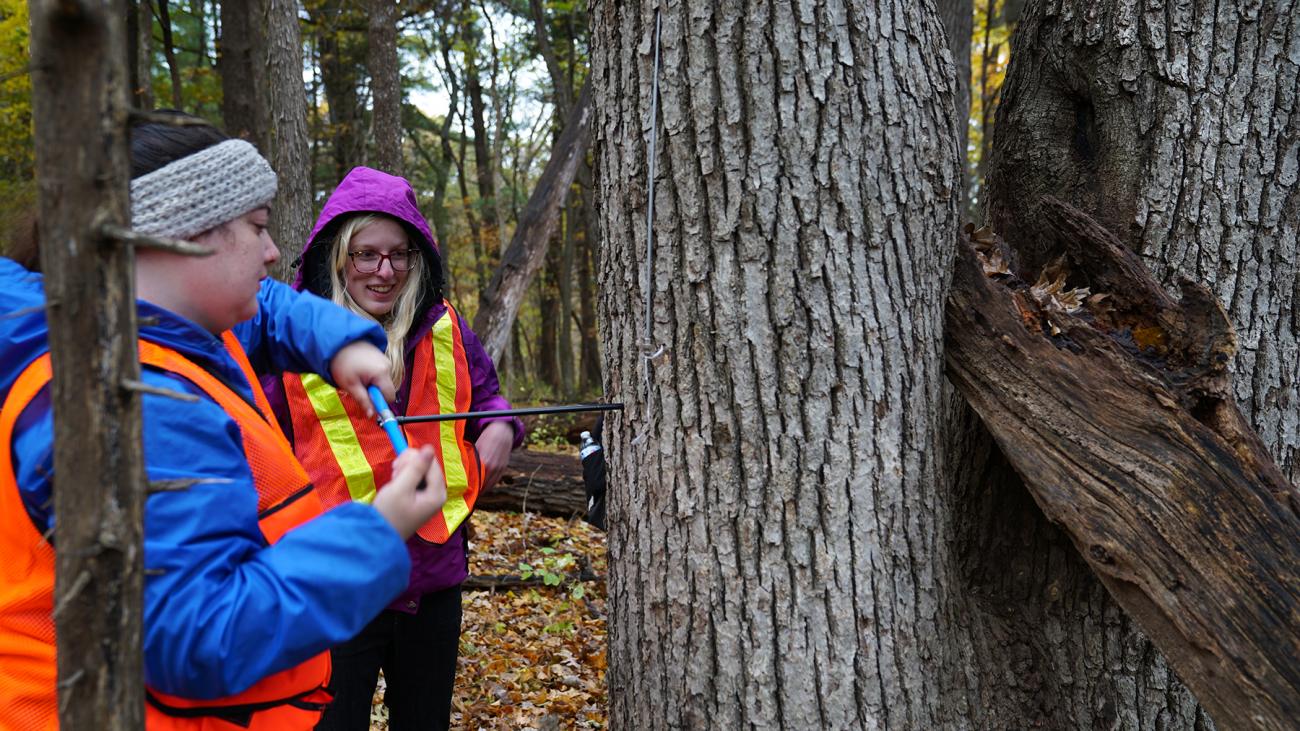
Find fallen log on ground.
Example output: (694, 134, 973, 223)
(463, 569, 604, 591)
(945, 197, 1300, 730)
(478, 449, 587, 518)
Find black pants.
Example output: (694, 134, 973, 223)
(316, 585, 463, 731)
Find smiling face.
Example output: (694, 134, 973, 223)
(342, 217, 414, 319)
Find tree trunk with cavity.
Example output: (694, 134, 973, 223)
(591, 1, 966, 726)
(989, 3, 1300, 474)
(965, 1, 1300, 726)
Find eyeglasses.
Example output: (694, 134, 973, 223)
(347, 249, 420, 273)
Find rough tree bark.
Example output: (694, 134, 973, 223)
(473, 82, 592, 365)
(28, 0, 145, 725)
(217, 0, 267, 150)
(947, 199, 1299, 729)
(959, 1, 1300, 726)
(592, 1, 968, 727)
(265, 0, 313, 281)
(367, 0, 402, 175)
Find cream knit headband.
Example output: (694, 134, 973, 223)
(129, 139, 278, 241)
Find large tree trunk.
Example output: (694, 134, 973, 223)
(367, 0, 402, 175)
(265, 0, 312, 281)
(965, 1, 1300, 726)
(592, 2, 967, 726)
(473, 82, 592, 365)
(28, 0, 145, 725)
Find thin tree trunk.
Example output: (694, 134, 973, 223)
(313, 0, 366, 179)
(537, 233, 562, 389)
(558, 192, 576, 396)
(265, 0, 312, 280)
(593, 1, 965, 726)
(472, 82, 592, 365)
(156, 0, 183, 108)
(937, 0, 972, 202)
(454, 107, 486, 296)
(367, 0, 402, 175)
(194, 0, 207, 67)
(217, 0, 267, 149)
(529, 0, 573, 115)
(126, 0, 154, 109)
(28, 0, 145, 725)
(974, 0, 998, 198)
(462, 5, 496, 237)
(576, 180, 602, 392)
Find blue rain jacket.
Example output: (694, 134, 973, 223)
(0, 258, 413, 699)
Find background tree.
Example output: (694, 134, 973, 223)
(218, 0, 268, 148)
(592, 1, 970, 726)
(265, 0, 314, 281)
(367, 0, 402, 174)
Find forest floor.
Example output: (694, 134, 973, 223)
(368, 509, 609, 730)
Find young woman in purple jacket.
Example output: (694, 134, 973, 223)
(260, 166, 524, 730)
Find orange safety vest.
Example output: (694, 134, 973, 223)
(283, 304, 481, 544)
(0, 332, 331, 730)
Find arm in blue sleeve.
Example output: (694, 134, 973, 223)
(138, 370, 410, 698)
(458, 320, 525, 448)
(234, 278, 387, 379)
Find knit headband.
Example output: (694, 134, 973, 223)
(130, 139, 278, 241)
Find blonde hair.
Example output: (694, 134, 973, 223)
(327, 214, 429, 387)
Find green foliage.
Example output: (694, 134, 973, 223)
(518, 546, 585, 600)
(0, 0, 33, 194)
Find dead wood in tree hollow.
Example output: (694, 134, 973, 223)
(945, 197, 1300, 730)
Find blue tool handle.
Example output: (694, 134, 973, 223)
(368, 385, 409, 454)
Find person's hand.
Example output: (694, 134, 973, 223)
(330, 341, 395, 417)
(372, 445, 447, 540)
(475, 420, 515, 490)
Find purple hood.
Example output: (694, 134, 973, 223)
(292, 166, 441, 299)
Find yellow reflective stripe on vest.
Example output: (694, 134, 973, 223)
(431, 313, 472, 530)
(299, 372, 378, 504)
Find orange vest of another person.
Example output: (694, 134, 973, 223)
(0, 332, 331, 730)
(282, 305, 481, 544)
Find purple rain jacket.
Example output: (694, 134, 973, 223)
(262, 166, 525, 613)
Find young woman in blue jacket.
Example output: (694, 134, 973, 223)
(0, 113, 447, 729)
